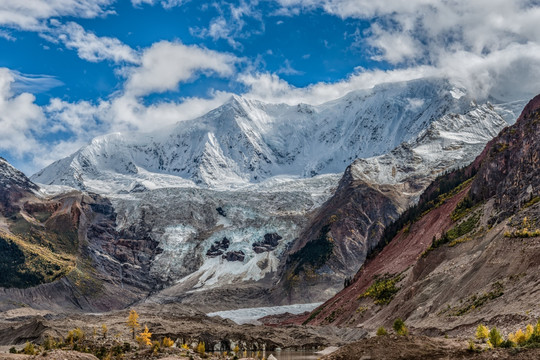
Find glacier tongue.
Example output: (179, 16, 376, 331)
(207, 302, 323, 325)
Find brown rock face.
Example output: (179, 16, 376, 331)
(0, 157, 39, 216)
(0, 158, 156, 311)
(470, 94, 540, 220)
(273, 165, 407, 304)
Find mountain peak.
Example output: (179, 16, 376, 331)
(516, 93, 540, 123)
(0, 157, 38, 192)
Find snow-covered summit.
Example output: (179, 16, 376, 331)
(31, 78, 507, 193)
(0, 157, 39, 193)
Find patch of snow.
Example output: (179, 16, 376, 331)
(207, 302, 323, 325)
(315, 347, 340, 356)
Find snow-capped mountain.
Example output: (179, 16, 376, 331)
(350, 102, 507, 190)
(29, 77, 515, 308)
(32, 78, 505, 193)
(0, 157, 39, 193)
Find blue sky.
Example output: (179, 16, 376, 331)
(0, 2, 375, 104)
(1, 0, 540, 174)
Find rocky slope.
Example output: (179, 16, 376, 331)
(0, 158, 150, 312)
(294, 94, 540, 336)
(0, 303, 365, 350)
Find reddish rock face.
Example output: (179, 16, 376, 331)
(293, 94, 540, 329)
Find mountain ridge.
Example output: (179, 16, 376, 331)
(31, 78, 508, 193)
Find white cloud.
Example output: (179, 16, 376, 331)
(0, 35, 240, 174)
(238, 66, 437, 105)
(131, 0, 186, 8)
(276, 59, 303, 76)
(0, 0, 114, 30)
(10, 71, 64, 93)
(367, 24, 422, 65)
(0, 68, 44, 157)
(123, 41, 237, 97)
(190, 1, 264, 49)
(265, 0, 540, 102)
(275, 0, 540, 64)
(50, 22, 139, 64)
(0, 29, 15, 41)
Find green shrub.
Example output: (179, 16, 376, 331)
(489, 327, 503, 348)
(434, 213, 480, 248)
(393, 318, 408, 336)
(523, 196, 540, 209)
(23, 342, 36, 355)
(500, 339, 515, 348)
(359, 274, 402, 305)
(452, 196, 475, 221)
(376, 327, 388, 336)
(289, 224, 335, 275)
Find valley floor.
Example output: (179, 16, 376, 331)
(4, 335, 540, 360)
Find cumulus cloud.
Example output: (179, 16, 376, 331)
(48, 22, 140, 64)
(0, 68, 44, 157)
(0, 36, 240, 173)
(32, 88, 234, 172)
(275, 0, 540, 64)
(123, 41, 237, 97)
(0, 0, 114, 30)
(238, 66, 437, 105)
(256, 0, 540, 103)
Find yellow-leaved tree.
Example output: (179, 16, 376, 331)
(162, 337, 174, 347)
(514, 329, 527, 345)
(101, 324, 108, 339)
(127, 310, 140, 339)
(197, 341, 205, 354)
(526, 324, 534, 340)
(136, 325, 152, 347)
(475, 324, 489, 340)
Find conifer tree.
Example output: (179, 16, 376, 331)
(127, 310, 140, 339)
(136, 325, 152, 347)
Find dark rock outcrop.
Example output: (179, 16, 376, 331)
(207, 237, 230, 257)
(223, 251, 245, 262)
(470, 94, 540, 220)
(253, 233, 282, 253)
(274, 167, 407, 303)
